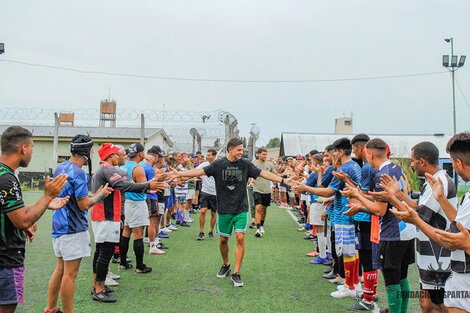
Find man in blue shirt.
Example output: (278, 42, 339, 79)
(45, 135, 112, 313)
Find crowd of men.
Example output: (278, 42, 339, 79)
(0, 125, 470, 313)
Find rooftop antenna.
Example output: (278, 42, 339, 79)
(108, 87, 111, 101)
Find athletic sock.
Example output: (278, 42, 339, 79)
(386, 284, 402, 313)
(260, 220, 265, 226)
(119, 236, 130, 266)
(363, 270, 377, 303)
(317, 232, 327, 259)
(311, 226, 316, 236)
(256, 224, 261, 229)
(353, 255, 360, 285)
(134, 239, 145, 269)
(400, 278, 410, 313)
(343, 255, 356, 290)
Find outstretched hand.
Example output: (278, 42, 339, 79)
(332, 170, 349, 183)
(380, 174, 400, 196)
(339, 182, 361, 199)
(96, 183, 113, 199)
(425, 173, 445, 201)
(434, 222, 470, 253)
(389, 201, 418, 224)
(44, 174, 68, 199)
(48, 196, 70, 210)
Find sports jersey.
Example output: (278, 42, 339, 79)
(416, 170, 457, 289)
(354, 162, 377, 222)
(175, 165, 189, 197)
(0, 163, 25, 268)
(252, 159, 276, 194)
(328, 160, 362, 225)
(306, 172, 319, 203)
(52, 161, 89, 238)
(448, 192, 470, 273)
(321, 165, 334, 187)
(141, 162, 157, 201)
(373, 160, 416, 241)
(197, 161, 216, 196)
(121, 161, 147, 201)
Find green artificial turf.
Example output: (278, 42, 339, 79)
(17, 192, 421, 313)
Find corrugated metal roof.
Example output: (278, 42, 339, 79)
(280, 132, 452, 158)
(0, 125, 163, 140)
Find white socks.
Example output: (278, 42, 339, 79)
(317, 232, 327, 259)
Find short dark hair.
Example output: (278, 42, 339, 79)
(351, 133, 370, 146)
(207, 149, 217, 156)
(311, 153, 323, 165)
(412, 141, 439, 166)
(257, 147, 267, 154)
(1, 126, 33, 154)
(167, 157, 176, 165)
(196, 151, 202, 155)
(309, 149, 319, 156)
(365, 138, 387, 156)
(332, 138, 352, 156)
(324, 145, 334, 152)
(227, 138, 244, 152)
(446, 132, 470, 166)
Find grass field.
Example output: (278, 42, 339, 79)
(17, 192, 422, 313)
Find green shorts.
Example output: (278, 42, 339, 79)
(216, 212, 248, 237)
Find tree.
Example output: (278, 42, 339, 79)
(266, 137, 281, 148)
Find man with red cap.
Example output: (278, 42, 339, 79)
(90, 143, 166, 303)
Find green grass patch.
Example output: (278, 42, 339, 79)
(18, 192, 421, 312)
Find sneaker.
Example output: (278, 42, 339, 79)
(330, 287, 357, 299)
(304, 233, 315, 240)
(107, 271, 120, 280)
(179, 221, 191, 227)
(230, 272, 244, 287)
(105, 276, 119, 286)
(157, 242, 169, 250)
(184, 217, 194, 223)
(249, 222, 256, 229)
(353, 294, 379, 303)
(149, 247, 165, 255)
(254, 229, 262, 237)
(326, 252, 333, 259)
(330, 275, 345, 285)
(92, 290, 117, 303)
(158, 231, 169, 239)
(90, 285, 114, 295)
(216, 264, 231, 278)
(348, 300, 376, 311)
(161, 227, 172, 233)
(208, 232, 215, 239)
(310, 257, 328, 265)
(135, 265, 152, 274)
(305, 251, 319, 257)
(260, 226, 265, 234)
(111, 256, 120, 264)
(143, 237, 150, 244)
(322, 271, 337, 279)
(297, 226, 306, 232)
(324, 266, 334, 273)
(197, 232, 205, 240)
(168, 224, 178, 231)
(118, 263, 133, 271)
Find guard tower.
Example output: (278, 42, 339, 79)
(335, 117, 353, 134)
(99, 100, 116, 127)
(58, 113, 74, 127)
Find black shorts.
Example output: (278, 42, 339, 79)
(253, 192, 271, 207)
(146, 198, 159, 217)
(420, 285, 445, 305)
(196, 180, 202, 191)
(378, 239, 415, 270)
(199, 192, 217, 211)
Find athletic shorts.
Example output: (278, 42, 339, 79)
(279, 186, 287, 192)
(0, 267, 24, 305)
(176, 196, 186, 204)
(158, 202, 165, 215)
(288, 191, 295, 198)
(186, 189, 196, 200)
(124, 199, 150, 228)
(420, 284, 445, 305)
(199, 192, 217, 211)
(444, 271, 470, 310)
(146, 198, 159, 217)
(53, 231, 91, 261)
(216, 212, 248, 237)
(91, 220, 120, 243)
(378, 239, 415, 270)
(334, 224, 357, 257)
(309, 202, 324, 226)
(253, 192, 271, 207)
(164, 196, 173, 209)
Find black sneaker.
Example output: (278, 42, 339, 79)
(249, 222, 256, 229)
(230, 272, 244, 287)
(118, 263, 133, 271)
(157, 242, 169, 250)
(111, 256, 120, 264)
(353, 294, 379, 303)
(90, 286, 114, 296)
(135, 264, 152, 274)
(93, 290, 117, 303)
(324, 266, 334, 273)
(216, 264, 231, 278)
(322, 271, 336, 279)
(208, 232, 215, 239)
(347, 300, 375, 311)
(179, 221, 191, 227)
(197, 232, 205, 240)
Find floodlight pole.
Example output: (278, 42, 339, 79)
(449, 37, 457, 135)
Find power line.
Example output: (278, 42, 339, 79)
(455, 77, 470, 110)
(0, 58, 447, 84)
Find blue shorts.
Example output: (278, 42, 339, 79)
(176, 196, 186, 204)
(0, 267, 24, 305)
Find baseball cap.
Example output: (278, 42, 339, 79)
(148, 145, 168, 157)
(189, 153, 197, 158)
(98, 143, 120, 161)
(296, 155, 304, 160)
(128, 143, 145, 158)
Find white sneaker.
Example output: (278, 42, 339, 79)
(260, 226, 265, 234)
(105, 276, 119, 286)
(168, 224, 178, 231)
(330, 287, 356, 298)
(330, 276, 345, 284)
(184, 218, 194, 223)
(143, 237, 150, 244)
(255, 229, 263, 237)
(149, 247, 165, 255)
(161, 227, 172, 233)
(107, 271, 120, 280)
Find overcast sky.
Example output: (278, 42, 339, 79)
(1, 1, 469, 146)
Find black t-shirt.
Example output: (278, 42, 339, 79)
(0, 163, 25, 268)
(203, 157, 261, 214)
